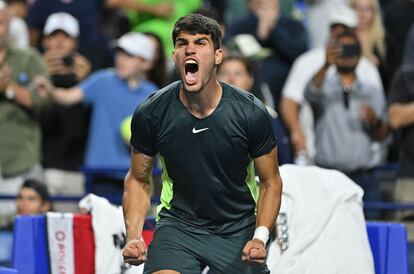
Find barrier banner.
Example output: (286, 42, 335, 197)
(47, 212, 75, 274)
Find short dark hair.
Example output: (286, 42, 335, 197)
(172, 13, 222, 50)
(21, 179, 50, 202)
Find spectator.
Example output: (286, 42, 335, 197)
(0, 0, 50, 227)
(27, 0, 113, 71)
(383, 0, 414, 89)
(40, 12, 92, 211)
(16, 179, 51, 216)
(217, 53, 273, 108)
(388, 64, 414, 240)
(226, 0, 308, 111)
(349, 0, 385, 66)
(217, 54, 293, 164)
(280, 4, 383, 163)
(304, 30, 388, 203)
(47, 32, 157, 171)
(349, 0, 389, 89)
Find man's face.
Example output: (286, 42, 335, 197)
(0, 8, 10, 47)
(218, 59, 253, 91)
(172, 31, 223, 93)
(42, 30, 77, 55)
(335, 36, 360, 72)
(115, 50, 149, 80)
(16, 188, 49, 215)
(330, 24, 349, 39)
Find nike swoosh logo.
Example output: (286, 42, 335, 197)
(192, 127, 209, 134)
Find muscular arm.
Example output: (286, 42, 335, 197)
(122, 150, 154, 266)
(388, 102, 414, 129)
(254, 147, 283, 231)
(123, 150, 153, 242)
(242, 147, 282, 264)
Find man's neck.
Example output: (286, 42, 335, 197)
(339, 72, 357, 87)
(180, 79, 222, 119)
(126, 75, 141, 89)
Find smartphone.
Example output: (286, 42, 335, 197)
(341, 44, 361, 57)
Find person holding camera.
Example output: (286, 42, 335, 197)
(304, 29, 389, 206)
(40, 12, 92, 212)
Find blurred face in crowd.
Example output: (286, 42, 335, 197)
(329, 24, 351, 39)
(218, 58, 254, 91)
(42, 30, 77, 55)
(335, 35, 361, 73)
(115, 50, 150, 80)
(0, 4, 10, 48)
(352, 0, 375, 29)
(16, 187, 50, 215)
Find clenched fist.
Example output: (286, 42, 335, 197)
(123, 239, 147, 266)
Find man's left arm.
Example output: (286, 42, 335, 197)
(242, 147, 282, 264)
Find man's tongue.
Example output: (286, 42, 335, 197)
(185, 62, 198, 85)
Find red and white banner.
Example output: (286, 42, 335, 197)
(47, 212, 75, 274)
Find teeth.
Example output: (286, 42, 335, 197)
(185, 60, 197, 64)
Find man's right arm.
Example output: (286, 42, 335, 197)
(122, 149, 154, 265)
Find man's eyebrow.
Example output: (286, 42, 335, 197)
(176, 37, 188, 43)
(194, 37, 209, 43)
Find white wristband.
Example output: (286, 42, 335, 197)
(253, 226, 269, 245)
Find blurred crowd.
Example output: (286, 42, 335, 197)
(0, 0, 414, 234)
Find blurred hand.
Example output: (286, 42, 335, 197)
(43, 51, 70, 75)
(0, 64, 12, 93)
(360, 104, 378, 126)
(150, 3, 174, 18)
(325, 39, 342, 66)
(73, 53, 91, 81)
(241, 239, 267, 264)
(32, 75, 54, 97)
(123, 239, 147, 266)
(249, 0, 280, 40)
(290, 129, 307, 155)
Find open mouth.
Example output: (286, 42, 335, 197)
(184, 60, 199, 85)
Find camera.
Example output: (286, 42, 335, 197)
(341, 44, 361, 57)
(62, 55, 74, 67)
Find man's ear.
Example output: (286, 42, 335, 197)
(215, 48, 223, 66)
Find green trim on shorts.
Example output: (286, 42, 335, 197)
(156, 156, 173, 220)
(245, 160, 258, 214)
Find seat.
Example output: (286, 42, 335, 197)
(366, 222, 409, 274)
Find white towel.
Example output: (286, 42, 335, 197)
(79, 194, 143, 274)
(267, 164, 375, 274)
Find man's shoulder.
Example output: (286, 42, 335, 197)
(222, 82, 268, 113)
(137, 81, 180, 113)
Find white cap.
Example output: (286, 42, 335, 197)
(44, 12, 79, 38)
(329, 5, 358, 28)
(114, 32, 155, 61)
